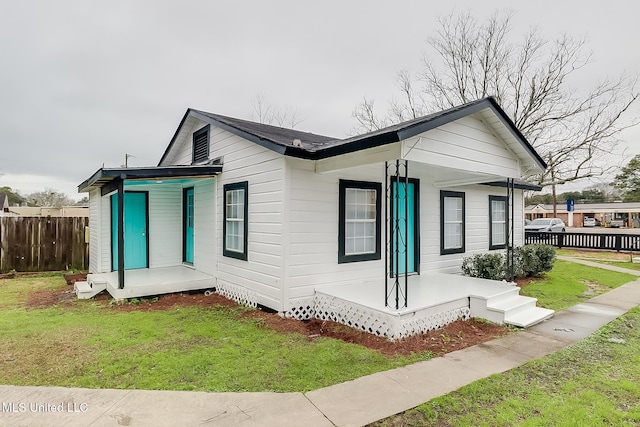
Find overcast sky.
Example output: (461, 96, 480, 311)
(1, 0, 639, 200)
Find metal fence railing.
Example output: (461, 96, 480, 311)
(525, 231, 640, 252)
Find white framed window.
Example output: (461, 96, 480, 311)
(345, 188, 377, 255)
(441, 191, 465, 254)
(490, 196, 507, 249)
(223, 181, 248, 260)
(338, 180, 381, 263)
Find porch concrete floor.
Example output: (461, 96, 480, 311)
(88, 266, 216, 299)
(315, 273, 516, 314)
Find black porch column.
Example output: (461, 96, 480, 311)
(117, 177, 125, 289)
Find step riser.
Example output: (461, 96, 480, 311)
(74, 281, 106, 299)
(489, 299, 538, 318)
(483, 287, 521, 305)
(505, 309, 554, 328)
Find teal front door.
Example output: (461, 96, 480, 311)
(391, 179, 419, 275)
(111, 192, 148, 270)
(184, 187, 194, 264)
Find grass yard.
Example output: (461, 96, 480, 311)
(0, 273, 431, 392)
(555, 248, 640, 272)
(518, 260, 637, 311)
(373, 306, 640, 426)
(556, 248, 633, 262)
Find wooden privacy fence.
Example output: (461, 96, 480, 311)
(525, 231, 640, 252)
(0, 216, 89, 273)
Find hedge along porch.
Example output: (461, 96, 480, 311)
(78, 97, 553, 338)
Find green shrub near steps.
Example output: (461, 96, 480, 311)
(461, 253, 505, 280)
(462, 244, 556, 280)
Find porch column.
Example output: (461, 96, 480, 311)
(117, 178, 125, 289)
(505, 178, 515, 281)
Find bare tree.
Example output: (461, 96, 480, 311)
(251, 94, 304, 128)
(353, 11, 639, 215)
(26, 188, 75, 207)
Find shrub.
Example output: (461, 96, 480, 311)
(461, 253, 505, 280)
(514, 245, 537, 277)
(532, 243, 556, 274)
(462, 244, 556, 280)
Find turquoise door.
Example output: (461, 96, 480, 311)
(111, 192, 148, 270)
(392, 180, 419, 275)
(184, 188, 194, 264)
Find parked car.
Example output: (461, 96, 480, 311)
(610, 218, 626, 228)
(525, 218, 531, 226)
(583, 217, 596, 227)
(524, 218, 566, 232)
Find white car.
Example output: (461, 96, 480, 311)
(583, 217, 596, 227)
(524, 218, 566, 232)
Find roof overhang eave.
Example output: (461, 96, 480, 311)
(78, 165, 223, 193)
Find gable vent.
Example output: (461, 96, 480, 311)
(192, 125, 210, 163)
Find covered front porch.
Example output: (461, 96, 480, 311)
(78, 164, 223, 294)
(314, 274, 554, 340)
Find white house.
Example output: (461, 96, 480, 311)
(78, 97, 553, 339)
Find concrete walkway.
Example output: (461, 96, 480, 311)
(2, 262, 640, 427)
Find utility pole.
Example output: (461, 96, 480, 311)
(124, 153, 135, 168)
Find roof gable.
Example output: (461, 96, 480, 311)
(158, 97, 546, 172)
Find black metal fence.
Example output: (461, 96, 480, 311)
(525, 231, 640, 252)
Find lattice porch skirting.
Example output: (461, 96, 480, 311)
(215, 279, 258, 308)
(314, 292, 470, 340)
(284, 296, 316, 320)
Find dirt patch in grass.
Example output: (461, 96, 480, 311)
(25, 288, 77, 308)
(24, 287, 511, 356)
(581, 280, 611, 296)
(515, 276, 542, 288)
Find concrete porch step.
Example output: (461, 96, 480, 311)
(74, 281, 106, 299)
(504, 306, 555, 328)
(488, 295, 538, 317)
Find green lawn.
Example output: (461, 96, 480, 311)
(0, 274, 431, 392)
(373, 306, 640, 426)
(518, 260, 637, 311)
(556, 248, 632, 262)
(1, 256, 637, 395)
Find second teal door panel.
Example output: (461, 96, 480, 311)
(392, 181, 418, 275)
(184, 188, 194, 264)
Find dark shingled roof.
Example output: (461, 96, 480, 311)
(193, 110, 337, 151)
(158, 97, 547, 171)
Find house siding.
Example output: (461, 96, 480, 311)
(99, 195, 111, 273)
(402, 115, 522, 178)
(193, 178, 216, 276)
(161, 118, 286, 310)
(285, 158, 385, 306)
(414, 179, 524, 274)
(88, 189, 101, 274)
(285, 158, 525, 305)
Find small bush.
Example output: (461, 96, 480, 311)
(514, 245, 537, 277)
(462, 244, 556, 280)
(532, 244, 556, 274)
(461, 253, 505, 280)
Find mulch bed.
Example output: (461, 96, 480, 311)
(23, 285, 511, 356)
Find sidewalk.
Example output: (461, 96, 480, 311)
(2, 262, 640, 427)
